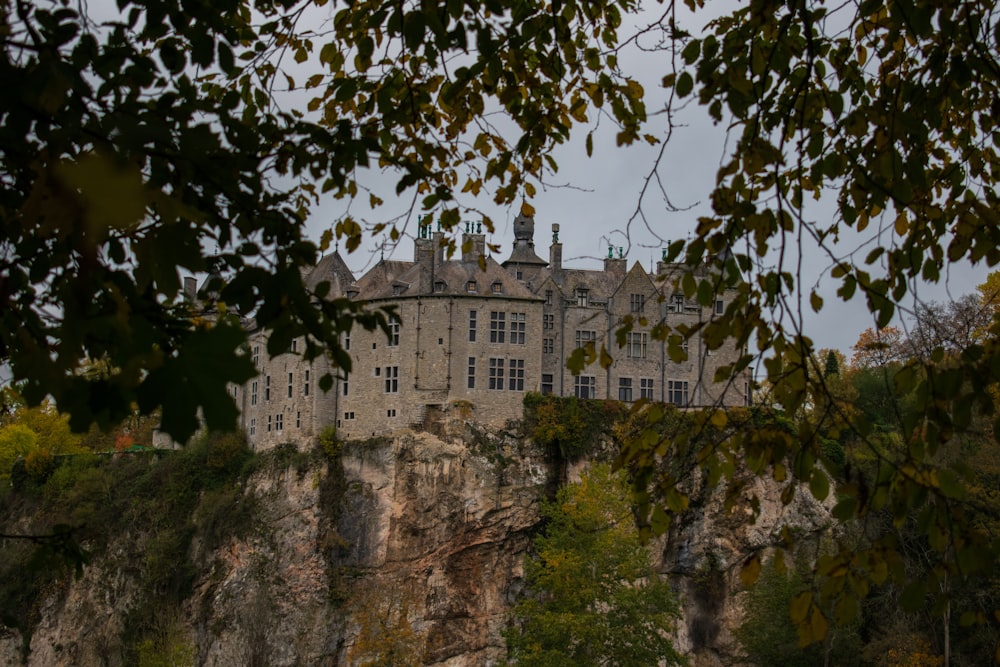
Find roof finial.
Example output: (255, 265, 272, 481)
(607, 245, 613, 259)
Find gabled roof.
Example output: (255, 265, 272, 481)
(305, 251, 357, 297)
(354, 255, 539, 300)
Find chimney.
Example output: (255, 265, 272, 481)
(462, 221, 486, 263)
(184, 276, 197, 302)
(604, 245, 626, 276)
(549, 224, 562, 276)
(414, 215, 435, 267)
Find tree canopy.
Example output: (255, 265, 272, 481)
(6, 0, 1000, 647)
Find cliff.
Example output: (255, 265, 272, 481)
(0, 421, 831, 666)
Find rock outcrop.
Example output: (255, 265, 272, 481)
(0, 422, 831, 666)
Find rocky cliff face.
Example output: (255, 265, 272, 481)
(0, 421, 831, 666)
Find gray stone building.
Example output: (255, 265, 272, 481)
(237, 217, 750, 449)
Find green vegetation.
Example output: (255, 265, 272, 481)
(504, 463, 683, 667)
(0, 430, 258, 661)
(523, 393, 627, 460)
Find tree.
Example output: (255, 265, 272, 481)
(504, 464, 683, 667)
(8, 0, 1000, 644)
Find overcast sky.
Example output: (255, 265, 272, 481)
(292, 3, 991, 357)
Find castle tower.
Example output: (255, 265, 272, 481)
(502, 214, 548, 283)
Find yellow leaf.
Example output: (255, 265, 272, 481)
(710, 410, 728, 429)
(790, 591, 812, 624)
(740, 555, 761, 587)
(521, 201, 535, 217)
(894, 212, 909, 236)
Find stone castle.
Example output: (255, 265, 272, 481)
(236, 216, 750, 449)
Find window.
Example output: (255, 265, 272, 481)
(667, 380, 689, 406)
(574, 375, 596, 399)
(541, 374, 554, 396)
(275, 413, 283, 431)
(468, 310, 477, 342)
(251, 381, 258, 406)
(249, 418, 255, 436)
(626, 332, 648, 359)
(715, 299, 725, 315)
(468, 357, 476, 389)
(491, 281, 503, 294)
(375, 367, 381, 376)
(342, 380, 348, 396)
(543, 313, 554, 330)
(508, 359, 525, 391)
(489, 358, 504, 390)
(490, 311, 506, 343)
(384, 366, 399, 393)
(265, 375, 270, 401)
(344, 334, 350, 350)
(670, 294, 685, 313)
(630, 293, 645, 312)
(296, 412, 301, 428)
(291, 339, 298, 353)
(467, 280, 477, 292)
(543, 338, 554, 354)
(515, 269, 523, 280)
(287, 372, 293, 398)
(545, 290, 553, 305)
(575, 330, 596, 349)
(434, 280, 446, 293)
(304, 369, 310, 396)
(388, 316, 400, 346)
(576, 288, 589, 307)
(619, 377, 633, 402)
(387, 409, 397, 417)
(252, 345, 260, 368)
(344, 411, 355, 420)
(267, 415, 272, 432)
(640, 378, 654, 400)
(392, 284, 404, 296)
(510, 312, 526, 344)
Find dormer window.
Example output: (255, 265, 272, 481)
(467, 280, 477, 292)
(491, 281, 503, 294)
(393, 284, 404, 296)
(576, 288, 589, 307)
(434, 280, 446, 293)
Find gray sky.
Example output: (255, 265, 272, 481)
(295, 5, 991, 358)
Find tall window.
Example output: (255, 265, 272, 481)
(574, 375, 596, 399)
(296, 412, 301, 428)
(291, 339, 298, 353)
(467, 357, 476, 389)
(384, 366, 399, 393)
(304, 369, 310, 396)
(576, 288, 589, 307)
(344, 333, 351, 350)
(575, 330, 596, 348)
(252, 345, 260, 368)
(626, 332, 648, 359)
(630, 293, 645, 312)
(265, 375, 270, 401)
(510, 312, 526, 344)
(543, 313, 554, 330)
(342, 380, 348, 396)
(545, 290, 553, 305)
(388, 316, 400, 346)
(275, 413, 283, 431)
(541, 374, 554, 395)
(249, 418, 255, 436)
(618, 377, 633, 402)
(267, 415, 272, 432)
(287, 372, 293, 398)
(670, 294, 685, 312)
(490, 311, 506, 343)
(543, 338, 554, 354)
(715, 299, 725, 315)
(667, 380, 689, 406)
(489, 358, 504, 390)
(469, 310, 477, 342)
(251, 381, 258, 406)
(640, 378, 654, 400)
(508, 359, 525, 391)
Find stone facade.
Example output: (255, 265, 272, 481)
(237, 217, 750, 449)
